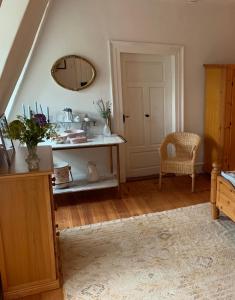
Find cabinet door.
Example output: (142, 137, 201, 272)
(228, 68, 235, 170)
(222, 67, 233, 169)
(0, 174, 57, 297)
(204, 66, 226, 172)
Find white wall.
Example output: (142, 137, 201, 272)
(9, 0, 235, 177)
(0, 0, 29, 75)
(0, 0, 50, 114)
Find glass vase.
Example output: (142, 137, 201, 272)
(103, 119, 111, 137)
(25, 145, 40, 171)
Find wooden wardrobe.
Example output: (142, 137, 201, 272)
(204, 64, 235, 172)
(0, 146, 61, 299)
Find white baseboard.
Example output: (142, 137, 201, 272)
(121, 162, 206, 183)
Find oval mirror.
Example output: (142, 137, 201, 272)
(51, 55, 96, 91)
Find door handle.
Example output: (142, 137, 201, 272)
(123, 114, 130, 123)
(145, 114, 150, 117)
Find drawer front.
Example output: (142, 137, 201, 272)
(0, 175, 57, 295)
(218, 180, 235, 201)
(217, 182, 235, 221)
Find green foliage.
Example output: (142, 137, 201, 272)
(96, 99, 111, 120)
(6, 116, 57, 148)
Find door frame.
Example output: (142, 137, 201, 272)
(109, 40, 184, 182)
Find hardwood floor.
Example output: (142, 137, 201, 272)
(55, 174, 211, 229)
(20, 289, 63, 300)
(20, 174, 210, 300)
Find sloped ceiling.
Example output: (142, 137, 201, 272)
(161, 0, 235, 4)
(186, 0, 235, 3)
(0, 0, 51, 115)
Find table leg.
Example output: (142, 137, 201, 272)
(116, 144, 121, 197)
(110, 146, 113, 174)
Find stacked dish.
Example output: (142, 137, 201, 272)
(61, 129, 87, 144)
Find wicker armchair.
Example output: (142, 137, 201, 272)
(159, 132, 201, 192)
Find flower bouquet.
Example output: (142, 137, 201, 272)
(6, 114, 56, 170)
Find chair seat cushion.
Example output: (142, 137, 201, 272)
(161, 158, 194, 174)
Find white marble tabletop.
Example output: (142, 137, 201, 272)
(40, 134, 126, 150)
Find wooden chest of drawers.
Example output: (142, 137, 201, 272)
(216, 177, 235, 221)
(211, 163, 235, 222)
(0, 146, 60, 299)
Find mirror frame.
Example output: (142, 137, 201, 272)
(51, 55, 96, 91)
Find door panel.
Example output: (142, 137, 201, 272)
(126, 61, 164, 82)
(125, 87, 145, 146)
(149, 87, 165, 145)
(130, 151, 159, 169)
(121, 53, 173, 177)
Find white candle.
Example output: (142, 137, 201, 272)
(28, 105, 31, 118)
(22, 104, 26, 117)
(47, 107, 50, 122)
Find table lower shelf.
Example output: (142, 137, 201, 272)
(53, 176, 118, 195)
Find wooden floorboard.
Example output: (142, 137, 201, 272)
(55, 174, 211, 229)
(20, 288, 64, 300)
(20, 175, 210, 300)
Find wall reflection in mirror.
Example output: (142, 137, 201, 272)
(51, 55, 96, 91)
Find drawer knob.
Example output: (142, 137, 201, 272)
(51, 177, 56, 186)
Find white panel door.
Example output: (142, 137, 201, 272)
(121, 53, 173, 177)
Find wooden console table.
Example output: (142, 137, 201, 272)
(41, 135, 126, 195)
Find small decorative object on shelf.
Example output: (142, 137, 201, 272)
(63, 107, 73, 122)
(87, 161, 99, 182)
(74, 115, 80, 122)
(96, 99, 112, 136)
(103, 119, 111, 136)
(5, 114, 56, 171)
(0, 114, 15, 166)
(53, 162, 73, 189)
(81, 114, 92, 136)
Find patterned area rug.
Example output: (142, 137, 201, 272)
(60, 203, 235, 300)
